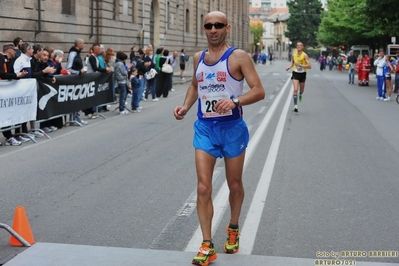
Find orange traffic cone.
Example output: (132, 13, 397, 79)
(9, 206, 35, 246)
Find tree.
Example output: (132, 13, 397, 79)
(363, 0, 399, 37)
(285, 0, 323, 48)
(317, 0, 373, 47)
(250, 22, 264, 47)
(249, 22, 265, 50)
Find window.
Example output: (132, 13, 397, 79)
(113, 0, 120, 20)
(132, 0, 138, 23)
(185, 9, 190, 33)
(62, 0, 75, 15)
(122, 0, 128, 16)
(166, 2, 170, 29)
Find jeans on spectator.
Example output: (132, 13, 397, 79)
(348, 68, 354, 83)
(138, 78, 145, 103)
(118, 83, 127, 112)
(131, 87, 140, 110)
(145, 78, 156, 99)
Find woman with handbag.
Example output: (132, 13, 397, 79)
(156, 49, 173, 98)
(144, 48, 158, 101)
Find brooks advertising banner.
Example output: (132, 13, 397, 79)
(0, 79, 38, 128)
(36, 72, 114, 120)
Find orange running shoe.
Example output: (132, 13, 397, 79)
(223, 225, 240, 254)
(191, 241, 217, 266)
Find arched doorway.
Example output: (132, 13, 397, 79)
(150, 0, 160, 47)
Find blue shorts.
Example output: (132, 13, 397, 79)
(193, 118, 249, 159)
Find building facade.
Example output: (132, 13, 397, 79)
(0, 0, 250, 55)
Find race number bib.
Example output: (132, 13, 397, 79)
(200, 91, 232, 118)
(296, 62, 304, 73)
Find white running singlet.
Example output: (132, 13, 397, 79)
(196, 47, 244, 121)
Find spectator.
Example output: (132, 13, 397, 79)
(83, 43, 111, 118)
(180, 48, 188, 80)
(383, 55, 394, 101)
(104, 47, 117, 102)
(362, 54, 371, 86)
(13, 43, 50, 141)
(327, 53, 333, 70)
(356, 54, 364, 86)
(135, 48, 150, 109)
(318, 55, 326, 71)
(144, 47, 158, 101)
(129, 46, 137, 64)
(374, 49, 386, 100)
(337, 56, 343, 71)
(67, 38, 88, 125)
(347, 51, 357, 84)
(114, 51, 129, 115)
(129, 67, 142, 113)
(156, 49, 172, 98)
(13, 37, 23, 59)
(393, 52, 399, 93)
(39, 48, 68, 133)
(252, 52, 258, 64)
(0, 43, 28, 146)
(269, 53, 273, 64)
(169, 50, 178, 91)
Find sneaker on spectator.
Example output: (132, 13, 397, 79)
(86, 114, 93, 119)
(5, 137, 21, 146)
(49, 126, 58, 131)
(152, 98, 159, 102)
(127, 93, 132, 98)
(119, 110, 129, 115)
(170, 88, 175, 92)
(42, 127, 52, 133)
(16, 136, 30, 143)
(78, 119, 88, 125)
(132, 110, 141, 113)
(137, 106, 143, 110)
(29, 131, 44, 138)
(27, 133, 37, 140)
(143, 98, 147, 101)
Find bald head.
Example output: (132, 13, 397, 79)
(204, 11, 228, 24)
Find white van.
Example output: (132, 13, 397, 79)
(350, 45, 371, 58)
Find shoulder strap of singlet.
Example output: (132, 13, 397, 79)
(199, 46, 237, 64)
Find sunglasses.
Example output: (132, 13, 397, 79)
(203, 22, 227, 30)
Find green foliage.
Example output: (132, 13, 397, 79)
(285, 0, 323, 48)
(317, 0, 398, 48)
(250, 23, 264, 45)
(364, 0, 399, 37)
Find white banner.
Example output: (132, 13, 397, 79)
(0, 79, 37, 128)
(252, 0, 262, 8)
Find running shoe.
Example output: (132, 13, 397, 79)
(192, 242, 217, 266)
(294, 105, 299, 113)
(299, 94, 302, 102)
(224, 225, 240, 254)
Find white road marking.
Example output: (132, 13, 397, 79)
(240, 82, 293, 254)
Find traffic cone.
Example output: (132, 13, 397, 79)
(9, 206, 35, 246)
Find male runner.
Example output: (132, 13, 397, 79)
(285, 42, 312, 112)
(173, 11, 265, 266)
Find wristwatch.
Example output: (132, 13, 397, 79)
(232, 98, 240, 108)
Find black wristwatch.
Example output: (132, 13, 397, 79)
(232, 98, 240, 108)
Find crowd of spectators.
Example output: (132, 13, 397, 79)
(0, 36, 186, 147)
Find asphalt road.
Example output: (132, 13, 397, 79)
(1, 60, 398, 265)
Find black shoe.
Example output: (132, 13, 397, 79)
(294, 105, 298, 113)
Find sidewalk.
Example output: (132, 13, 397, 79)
(4, 242, 398, 266)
